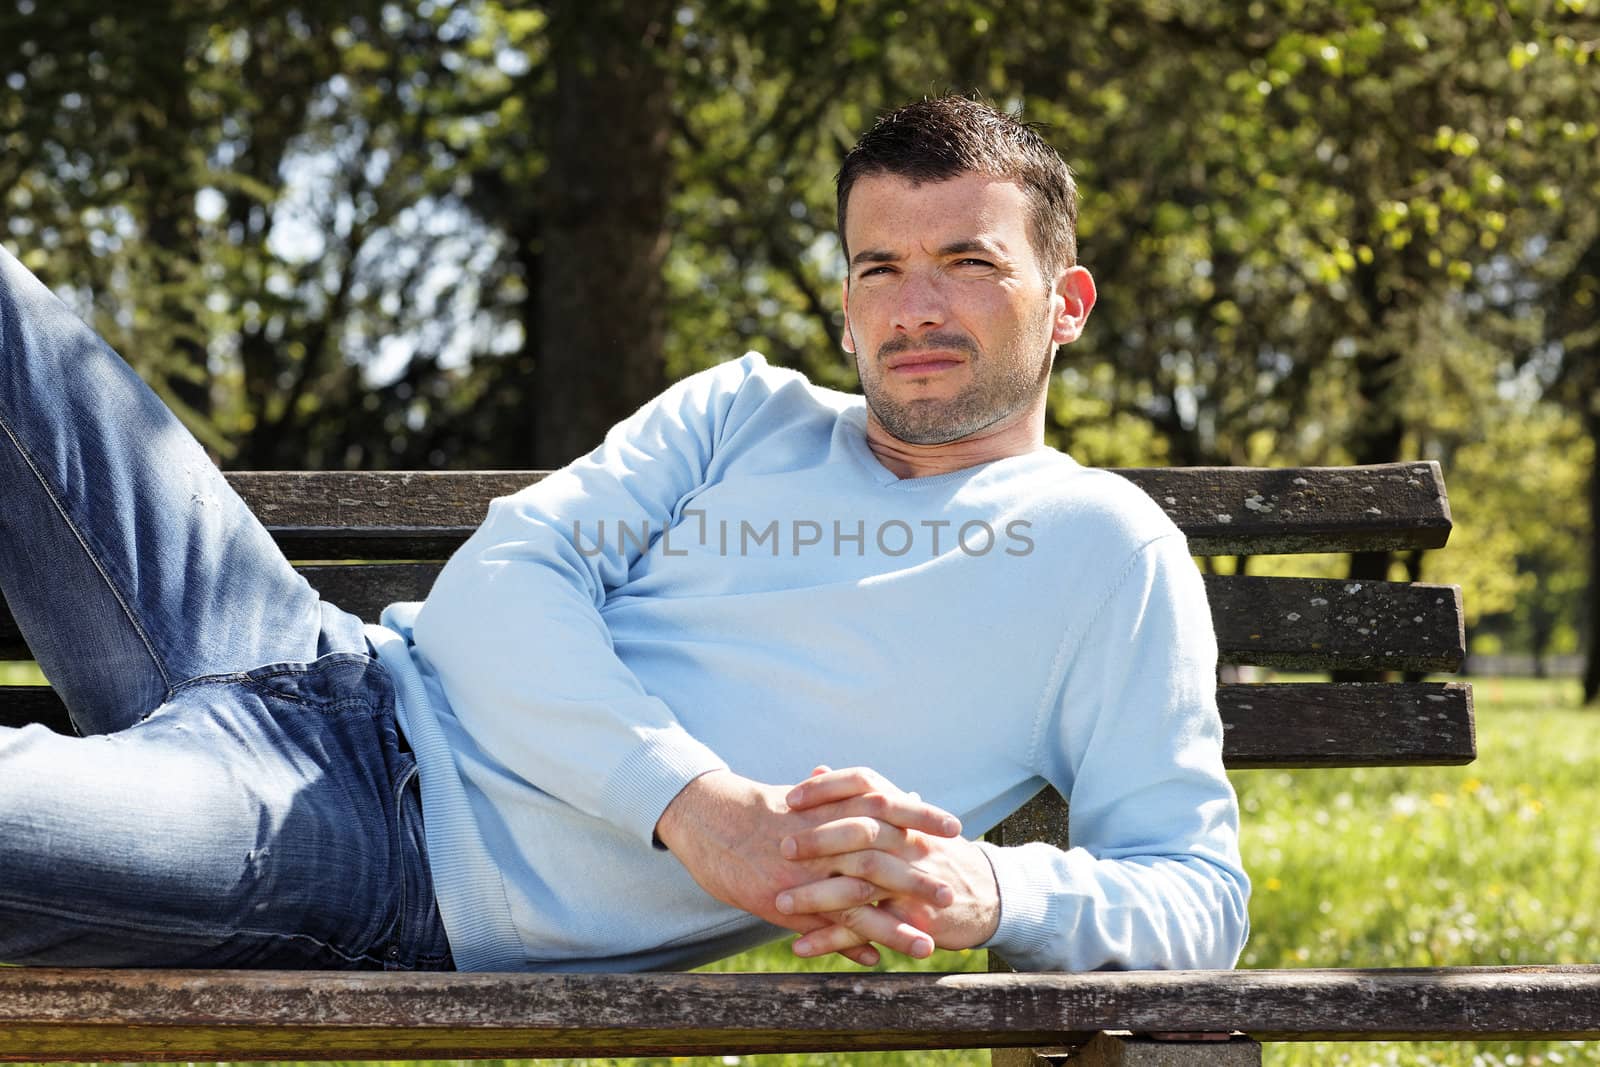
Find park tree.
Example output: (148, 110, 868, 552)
(0, 0, 233, 442)
(1462, 2, 1600, 700)
(1, 0, 679, 470)
(0, 0, 479, 468)
(992, 2, 1599, 692)
(1549, 236, 1600, 700)
(1452, 400, 1592, 676)
(535, 1, 675, 464)
(3, 0, 1596, 689)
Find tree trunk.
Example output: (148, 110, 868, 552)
(1336, 342, 1407, 682)
(537, 2, 674, 467)
(1583, 404, 1600, 706)
(129, 13, 210, 428)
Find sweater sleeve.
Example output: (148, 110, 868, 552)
(410, 354, 776, 847)
(976, 532, 1251, 971)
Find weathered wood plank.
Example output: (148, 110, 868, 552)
(227, 470, 537, 559)
(984, 682, 1474, 862)
(3, 569, 1465, 672)
(990, 784, 1072, 851)
(266, 571, 1461, 673)
(295, 562, 440, 615)
(1111, 462, 1451, 555)
(0, 682, 1476, 766)
(1207, 576, 1464, 671)
(0, 966, 1596, 1061)
(1219, 682, 1474, 767)
(0, 565, 444, 661)
(208, 464, 1450, 559)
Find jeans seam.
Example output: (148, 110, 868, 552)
(164, 672, 250, 698)
(243, 653, 375, 682)
(386, 760, 419, 970)
(0, 409, 172, 697)
(0, 892, 391, 968)
(164, 653, 376, 707)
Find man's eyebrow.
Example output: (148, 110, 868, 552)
(849, 239, 1003, 268)
(849, 248, 900, 267)
(937, 238, 1002, 258)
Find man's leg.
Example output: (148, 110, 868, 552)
(0, 248, 442, 967)
(0, 655, 452, 969)
(0, 245, 360, 733)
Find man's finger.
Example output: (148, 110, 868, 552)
(785, 765, 891, 807)
(779, 875, 878, 916)
(778, 849, 953, 913)
(847, 793, 960, 838)
(791, 852, 953, 911)
(778, 868, 953, 916)
(782, 815, 910, 859)
(788, 780, 961, 838)
(837, 943, 880, 966)
(794, 909, 935, 960)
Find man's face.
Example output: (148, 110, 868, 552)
(841, 171, 1091, 447)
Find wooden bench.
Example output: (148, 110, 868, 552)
(2, 460, 1597, 1065)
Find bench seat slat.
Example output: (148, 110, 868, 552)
(0, 966, 1596, 1061)
(4, 569, 1466, 672)
(214, 463, 1450, 559)
(0, 682, 1475, 767)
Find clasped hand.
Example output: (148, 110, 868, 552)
(655, 765, 1000, 967)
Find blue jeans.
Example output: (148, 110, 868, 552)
(0, 246, 453, 969)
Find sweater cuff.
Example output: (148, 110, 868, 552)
(604, 728, 730, 847)
(976, 840, 1062, 962)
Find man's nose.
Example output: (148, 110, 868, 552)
(891, 272, 947, 333)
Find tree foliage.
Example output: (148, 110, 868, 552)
(2, 0, 1596, 692)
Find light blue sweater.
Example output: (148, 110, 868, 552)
(366, 353, 1249, 973)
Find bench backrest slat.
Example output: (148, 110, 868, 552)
(1219, 681, 1473, 767)
(1111, 462, 1451, 555)
(214, 463, 1451, 560)
(3, 569, 1465, 672)
(0, 462, 1469, 777)
(1206, 575, 1464, 671)
(0, 681, 1475, 767)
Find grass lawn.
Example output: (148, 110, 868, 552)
(1234, 674, 1600, 1067)
(1, 672, 1596, 1066)
(0, 662, 45, 684)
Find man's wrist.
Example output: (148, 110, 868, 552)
(969, 839, 1004, 946)
(654, 767, 735, 853)
(974, 840, 1047, 952)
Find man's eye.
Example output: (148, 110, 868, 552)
(859, 266, 893, 278)
(958, 258, 993, 268)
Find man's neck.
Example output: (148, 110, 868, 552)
(862, 409, 1047, 480)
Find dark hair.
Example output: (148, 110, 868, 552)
(836, 95, 1078, 275)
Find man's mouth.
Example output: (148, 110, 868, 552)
(886, 353, 965, 375)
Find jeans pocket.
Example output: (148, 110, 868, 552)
(389, 756, 455, 970)
(239, 651, 389, 711)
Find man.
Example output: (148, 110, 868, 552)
(0, 96, 1248, 973)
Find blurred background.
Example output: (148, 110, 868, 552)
(1, 0, 1596, 696)
(5, 7, 1600, 1065)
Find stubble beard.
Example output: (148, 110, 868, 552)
(859, 318, 1055, 447)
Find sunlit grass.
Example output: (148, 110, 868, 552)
(1238, 674, 1600, 1066)
(0, 661, 45, 684)
(1, 673, 1596, 1065)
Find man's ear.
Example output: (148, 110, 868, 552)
(840, 279, 856, 354)
(1051, 266, 1096, 347)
